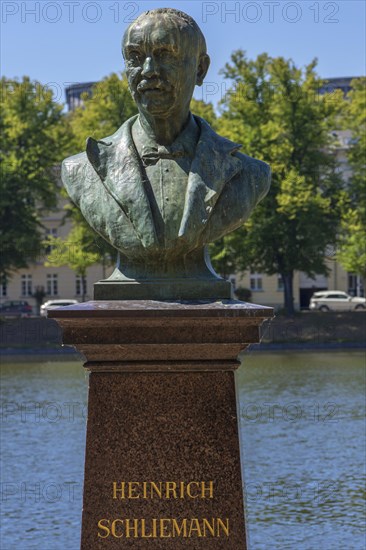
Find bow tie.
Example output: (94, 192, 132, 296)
(141, 144, 186, 166)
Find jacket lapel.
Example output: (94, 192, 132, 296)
(86, 114, 242, 248)
(86, 116, 158, 249)
(179, 116, 243, 239)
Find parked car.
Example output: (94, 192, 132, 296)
(309, 291, 366, 311)
(40, 299, 79, 317)
(0, 300, 33, 319)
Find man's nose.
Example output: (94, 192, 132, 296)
(141, 56, 159, 78)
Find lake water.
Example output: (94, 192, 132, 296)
(1, 351, 365, 549)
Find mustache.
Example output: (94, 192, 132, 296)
(137, 79, 172, 92)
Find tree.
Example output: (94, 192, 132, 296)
(338, 212, 366, 283)
(0, 77, 69, 284)
(190, 98, 217, 128)
(67, 72, 137, 151)
(33, 285, 47, 316)
(337, 78, 366, 289)
(209, 231, 243, 279)
(45, 224, 99, 302)
(212, 52, 344, 314)
(62, 73, 139, 265)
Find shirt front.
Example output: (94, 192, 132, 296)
(131, 114, 199, 248)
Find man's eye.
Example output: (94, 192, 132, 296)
(128, 51, 142, 62)
(158, 48, 172, 57)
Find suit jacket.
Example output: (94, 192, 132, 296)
(62, 115, 271, 261)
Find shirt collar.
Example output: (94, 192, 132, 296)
(133, 113, 199, 159)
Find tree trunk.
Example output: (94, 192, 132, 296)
(356, 275, 361, 297)
(35, 298, 42, 317)
(102, 254, 106, 280)
(82, 275, 86, 303)
(282, 272, 295, 316)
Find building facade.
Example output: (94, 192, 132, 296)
(1, 193, 114, 310)
(231, 260, 358, 312)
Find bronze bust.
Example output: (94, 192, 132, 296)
(62, 8, 271, 300)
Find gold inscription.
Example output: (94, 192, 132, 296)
(103, 481, 228, 539)
(112, 480, 214, 500)
(97, 518, 230, 539)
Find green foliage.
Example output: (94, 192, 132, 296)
(67, 73, 137, 152)
(190, 98, 217, 128)
(209, 231, 243, 278)
(63, 72, 138, 262)
(0, 76, 70, 283)
(62, 196, 117, 266)
(213, 52, 345, 313)
(234, 287, 252, 302)
(338, 78, 366, 280)
(45, 224, 100, 301)
(344, 78, 366, 208)
(338, 212, 366, 279)
(45, 224, 100, 275)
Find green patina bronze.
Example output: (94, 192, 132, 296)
(62, 8, 271, 300)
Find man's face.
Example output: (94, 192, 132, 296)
(123, 16, 200, 117)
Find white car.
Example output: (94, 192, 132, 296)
(309, 291, 365, 312)
(40, 299, 79, 317)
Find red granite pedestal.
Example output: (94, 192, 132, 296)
(50, 300, 273, 549)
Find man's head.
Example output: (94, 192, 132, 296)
(122, 8, 210, 118)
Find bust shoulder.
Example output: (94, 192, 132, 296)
(194, 116, 271, 201)
(234, 150, 271, 200)
(61, 151, 89, 201)
(61, 116, 138, 198)
(235, 149, 271, 174)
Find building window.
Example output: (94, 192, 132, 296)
(277, 275, 284, 291)
(75, 275, 86, 296)
(1, 282, 7, 297)
(45, 228, 58, 255)
(47, 274, 58, 296)
(21, 275, 32, 297)
(250, 272, 263, 291)
(348, 273, 364, 297)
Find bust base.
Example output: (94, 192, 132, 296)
(94, 278, 233, 301)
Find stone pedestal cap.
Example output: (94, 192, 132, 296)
(49, 300, 273, 369)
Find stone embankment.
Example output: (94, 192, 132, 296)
(0, 311, 365, 359)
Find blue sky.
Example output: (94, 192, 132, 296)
(1, 0, 365, 106)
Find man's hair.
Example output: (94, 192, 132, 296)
(122, 8, 207, 59)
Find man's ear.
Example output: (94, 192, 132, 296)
(196, 54, 210, 86)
